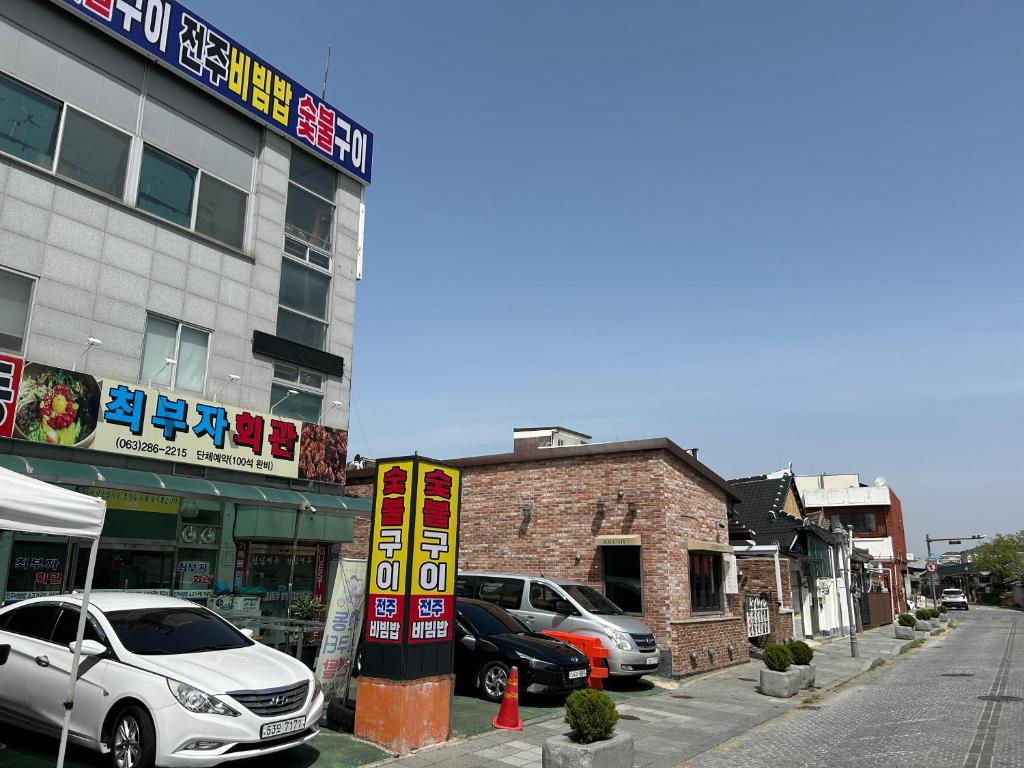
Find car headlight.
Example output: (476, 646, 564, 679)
(167, 679, 240, 717)
(514, 651, 556, 670)
(600, 627, 633, 651)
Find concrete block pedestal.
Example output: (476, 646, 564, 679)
(353, 675, 453, 754)
(542, 732, 634, 768)
(759, 668, 802, 698)
(793, 663, 816, 689)
(895, 625, 917, 640)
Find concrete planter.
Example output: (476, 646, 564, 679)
(939, 614, 950, 623)
(543, 731, 634, 768)
(759, 667, 802, 698)
(895, 625, 916, 640)
(793, 663, 816, 689)
(913, 621, 930, 632)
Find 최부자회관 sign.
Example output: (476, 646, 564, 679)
(53, 0, 373, 183)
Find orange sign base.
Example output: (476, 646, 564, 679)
(353, 674, 453, 754)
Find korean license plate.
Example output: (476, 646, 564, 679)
(647, 657, 659, 665)
(260, 716, 305, 740)
(568, 669, 587, 680)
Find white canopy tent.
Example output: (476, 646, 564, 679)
(0, 465, 106, 768)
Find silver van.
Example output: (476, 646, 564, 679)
(455, 571, 660, 677)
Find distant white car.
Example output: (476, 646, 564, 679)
(941, 588, 969, 611)
(0, 593, 323, 768)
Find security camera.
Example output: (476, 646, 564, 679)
(717, 521, 727, 529)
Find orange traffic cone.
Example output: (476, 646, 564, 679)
(491, 666, 524, 731)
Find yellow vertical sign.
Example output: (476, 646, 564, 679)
(364, 460, 414, 644)
(408, 460, 461, 644)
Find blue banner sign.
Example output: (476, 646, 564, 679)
(55, 0, 373, 183)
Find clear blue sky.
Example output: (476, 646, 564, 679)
(191, 1, 1023, 560)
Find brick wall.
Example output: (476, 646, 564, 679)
(343, 448, 744, 676)
(340, 481, 373, 559)
(738, 556, 795, 644)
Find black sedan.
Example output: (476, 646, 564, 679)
(455, 598, 590, 702)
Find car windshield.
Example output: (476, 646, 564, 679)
(106, 607, 252, 655)
(458, 602, 528, 636)
(559, 584, 624, 615)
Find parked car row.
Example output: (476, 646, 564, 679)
(0, 571, 656, 767)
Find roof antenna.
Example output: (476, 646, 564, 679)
(320, 42, 332, 100)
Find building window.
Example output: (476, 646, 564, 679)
(0, 268, 34, 354)
(689, 552, 723, 612)
(140, 315, 210, 392)
(137, 145, 248, 248)
(56, 107, 132, 198)
(276, 257, 330, 349)
(286, 150, 336, 251)
(602, 546, 643, 614)
(832, 512, 877, 533)
(137, 146, 196, 228)
(0, 74, 61, 170)
(270, 363, 323, 422)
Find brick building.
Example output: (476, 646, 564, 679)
(346, 428, 749, 676)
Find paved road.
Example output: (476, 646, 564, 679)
(689, 607, 1022, 768)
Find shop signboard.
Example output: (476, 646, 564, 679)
(5, 363, 349, 483)
(0, 353, 24, 438)
(51, 0, 373, 183)
(81, 488, 180, 514)
(362, 456, 461, 680)
(315, 558, 366, 703)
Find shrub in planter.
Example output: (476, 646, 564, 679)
(763, 643, 793, 673)
(929, 609, 941, 620)
(915, 608, 930, 622)
(898, 613, 918, 628)
(564, 689, 619, 744)
(939, 606, 948, 614)
(786, 640, 814, 665)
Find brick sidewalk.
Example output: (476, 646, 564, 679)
(367, 623, 917, 768)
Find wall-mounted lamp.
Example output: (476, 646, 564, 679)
(320, 400, 343, 425)
(626, 502, 638, 516)
(595, 500, 605, 517)
(148, 357, 177, 388)
(522, 503, 532, 524)
(689, 649, 699, 662)
(617, 489, 624, 501)
(272, 388, 300, 411)
(707, 647, 717, 661)
(72, 337, 102, 372)
(212, 373, 241, 403)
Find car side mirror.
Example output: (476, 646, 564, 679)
(72, 639, 107, 657)
(240, 628, 255, 639)
(555, 600, 573, 615)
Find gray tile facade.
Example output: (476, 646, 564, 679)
(0, 8, 361, 435)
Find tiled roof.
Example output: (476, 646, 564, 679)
(729, 473, 836, 554)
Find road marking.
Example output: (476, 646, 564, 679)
(962, 617, 1017, 768)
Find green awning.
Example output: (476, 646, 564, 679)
(0, 454, 370, 515)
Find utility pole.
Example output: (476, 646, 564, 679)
(835, 525, 859, 658)
(925, 534, 986, 608)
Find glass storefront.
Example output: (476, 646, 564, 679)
(3, 535, 71, 600)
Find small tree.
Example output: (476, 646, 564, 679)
(564, 689, 619, 744)
(972, 532, 1024, 585)
(898, 613, 917, 627)
(786, 640, 814, 665)
(915, 608, 930, 621)
(763, 643, 793, 672)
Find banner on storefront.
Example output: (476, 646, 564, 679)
(362, 456, 461, 680)
(315, 558, 366, 703)
(81, 487, 180, 514)
(3, 362, 348, 483)
(0, 353, 25, 439)
(52, 0, 373, 183)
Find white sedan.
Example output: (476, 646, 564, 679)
(0, 593, 323, 768)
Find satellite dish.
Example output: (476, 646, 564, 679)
(874, 476, 886, 487)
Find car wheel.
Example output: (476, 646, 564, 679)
(480, 661, 511, 702)
(110, 705, 155, 768)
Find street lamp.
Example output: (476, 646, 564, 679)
(272, 388, 300, 411)
(925, 534, 986, 608)
(72, 337, 102, 372)
(211, 373, 241, 403)
(147, 358, 177, 389)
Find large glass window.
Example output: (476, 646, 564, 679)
(279, 258, 330, 319)
(286, 150, 336, 251)
(56, 108, 132, 197)
(4, 539, 67, 599)
(832, 512, 878, 533)
(196, 173, 247, 249)
(137, 146, 196, 228)
(270, 364, 323, 422)
(0, 268, 34, 353)
(77, 548, 174, 592)
(0, 74, 60, 169)
(689, 552, 723, 612)
(140, 315, 210, 392)
(602, 546, 643, 614)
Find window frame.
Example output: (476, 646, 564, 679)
(689, 552, 724, 613)
(286, 154, 337, 253)
(276, 250, 332, 349)
(139, 314, 212, 395)
(54, 105, 134, 199)
(0, 72, 63, 172)
(0, 265, 37, 355)
(270, 362, 324, 422)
